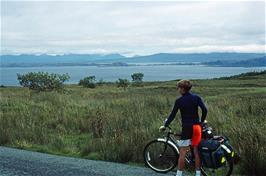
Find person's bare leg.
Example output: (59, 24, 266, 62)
(176, 146, 190, 176)
(177, 147, 187, 170)
(193, 146, 201, 176)
(193, 147, 201, 169)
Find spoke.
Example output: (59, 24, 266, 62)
(144, 141, 178, 172)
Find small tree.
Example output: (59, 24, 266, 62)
(79, 76, 96, 88)
(131, 72, 144, 86)
(116, 78, 129, 89)
(17, 72, 70, 91)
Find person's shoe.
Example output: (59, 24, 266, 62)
(195, 170, 201, 176)
(176, 170, 182, 176)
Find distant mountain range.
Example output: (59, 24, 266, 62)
(0, 54, 125, 64)
(96, 53, 265, 63)
(203, 56, 266, 67)
(1, 53, 265, 67)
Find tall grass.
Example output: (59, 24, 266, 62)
(0, 75, 266, 175)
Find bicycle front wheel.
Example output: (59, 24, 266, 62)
(143, 139, 178, 173)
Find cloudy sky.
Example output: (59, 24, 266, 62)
(1, 1, 265, 55)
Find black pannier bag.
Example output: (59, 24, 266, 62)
(199, 139, 226, 169)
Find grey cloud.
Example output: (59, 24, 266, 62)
(1, 1, 265, 55)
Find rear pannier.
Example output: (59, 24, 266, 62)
(199, 139, 226, 169)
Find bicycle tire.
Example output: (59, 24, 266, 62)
(143, 139, 179, 173)
(201, 157, 233, 176)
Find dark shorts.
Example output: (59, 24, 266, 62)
(181, 124, 202, 146)
(181, 125, 193, 140)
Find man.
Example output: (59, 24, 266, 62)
(159, 80, 207, 176)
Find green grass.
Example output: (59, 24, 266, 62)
(0, 71, 266, 175)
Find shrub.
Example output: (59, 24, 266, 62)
(116, 78, 129, 89)
(131, 72, 144, 86)
(17, 72, 70, 91)
(97, 78, 106, 86)
(79, 76, 96, 88)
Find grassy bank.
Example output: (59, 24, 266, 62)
(1, 71, 266, 175)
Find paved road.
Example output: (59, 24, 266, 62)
(0, 147, 175, 176)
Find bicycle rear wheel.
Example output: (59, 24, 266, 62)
(143, 139, 178, 173)
(201, 157, 233, 176)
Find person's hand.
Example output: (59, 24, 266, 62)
(159, 126, 166, 132)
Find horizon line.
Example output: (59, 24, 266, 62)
(1, 51, 265, 57)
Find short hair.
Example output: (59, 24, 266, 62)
(177, 80, 192, 92)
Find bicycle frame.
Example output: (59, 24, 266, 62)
(159, 127, 192, 164)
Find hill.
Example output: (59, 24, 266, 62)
(203, 56, 266, 67)
(1, 54, 125, 65)
(1, 53, 265, 67)
(96, 52, 265, 63)
(217, 70, 266, 80)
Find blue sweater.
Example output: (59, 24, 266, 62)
(164, 92, 207, 127)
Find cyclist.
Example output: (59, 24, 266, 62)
(160, 80, 207, 176)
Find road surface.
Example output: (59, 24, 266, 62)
(0, 146, 175, 176)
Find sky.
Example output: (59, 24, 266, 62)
(1, 1, 265, 56)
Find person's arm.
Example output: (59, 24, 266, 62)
(164, 99, 179, 127)
(198, 96, 207, 123)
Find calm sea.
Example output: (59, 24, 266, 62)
(1, 65, 265, 86)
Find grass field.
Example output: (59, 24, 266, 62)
(0, 71, 266, 175)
